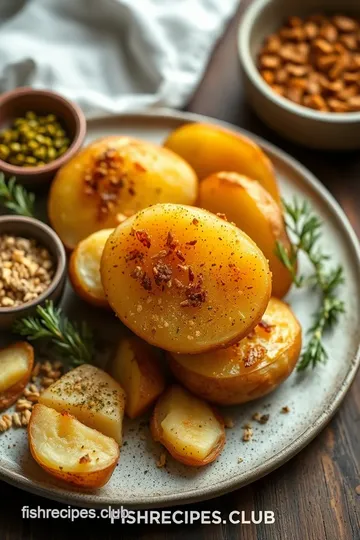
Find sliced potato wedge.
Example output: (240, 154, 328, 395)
(169, 298, 302, 405)
(198, 172, 293, 298)
(151, 385, 225, 466)
(110, 335, 166, 419)
(164, 123, 280, 202)
(39, 364, 126, 445)
(48, 136, 198, 249)
(69, 228, 113, 308)
(101, 204, 272, 354)
(29, 404, 119, 488)
(0, 342, 34, 411)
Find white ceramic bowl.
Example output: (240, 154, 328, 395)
(238, 0, 360, 149)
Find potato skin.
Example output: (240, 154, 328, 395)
(164, 123, 280, 202)
(28, 406, 119, 489)
(0, 342, 34, 412)
(169, 298, 302, 405)
(49, 136, 198, 250)
(109, 335, 166, 419)
(150, 385, 225, 467)
(198, 172, 293, 298)
(69, 228, 113, 308)
(101, 204, 272, 354)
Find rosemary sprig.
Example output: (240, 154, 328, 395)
(0, 172, 35, 217)
(12, 301, 94, 367)
(275, 197, 345, 371)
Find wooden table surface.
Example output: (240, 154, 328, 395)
(1, 3, 359, 539)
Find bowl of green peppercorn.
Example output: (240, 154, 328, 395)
(0, 87, 86, 186)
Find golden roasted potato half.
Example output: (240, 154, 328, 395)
(0, 342, 34, 411)
(39, 364, 126, 445)
(150, 385, 225, 466)
(110, 334, 166, 419)
(69, 228, 113, 308)
(101, 204, 271, 354)
(198, 172, 293, 298)
(49, 136, 198, 249)
(169, 298, 302, 405)
(164, 123, 280, 202)
(29, 404, 119, 489)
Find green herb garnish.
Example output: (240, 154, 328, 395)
(0, 173, 35, 217)
(12, 300, 94, 366)
(276, 197, 345, 371)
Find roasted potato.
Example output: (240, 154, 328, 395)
(110, 335, 166, 419)
(69, 228, 113, 308)
(48, 136, 198, 249)
(169, 298, 302, 405)
(0, 342, 34, 411)
(198, 172, 293, 298)
(164, 123, 280, 202)
(101, 204, 271, 354)
(150, 385, 225, 466)
(29, 404, 120, 488)
(39, 364, 126, 445)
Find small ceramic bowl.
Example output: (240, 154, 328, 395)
(0, 215, 67, 328)
(238, 0, 360, 150)
(0, 87, 86, 185)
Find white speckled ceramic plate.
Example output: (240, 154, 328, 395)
(0, 110, 359, 509)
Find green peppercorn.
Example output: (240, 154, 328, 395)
(10, 142, 21, 153)
(0, 144, 10, 160)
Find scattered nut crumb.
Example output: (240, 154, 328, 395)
(223, 416, 234, 429)
(12, 413, 22, 428)
(156, 452, 167, 468)
(0, 414, 12, 432)
(79, 453, 91, 464)
(238, 457, 244, 464)
(242, 427, 253, 442)
(281, 406, 290, 414)
(21, 410, 31, 426)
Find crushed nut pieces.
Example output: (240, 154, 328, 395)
(0, 360, 63, 434)
(258, 13, 360, 112)
(0, 235, 54, 308)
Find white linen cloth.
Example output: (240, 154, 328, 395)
(0, 0, 239, 116)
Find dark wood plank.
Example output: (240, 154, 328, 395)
(1, 2, 360, 539)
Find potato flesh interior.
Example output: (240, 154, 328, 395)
(0, 348, 29, 392)
(31, 405, 117, 473)
(101, 204, 271, 353)
(173, 298, 299, 377)
(160, 388, 223, 460)
(39, 364, 125, 445)
(76, 229, 113, 295)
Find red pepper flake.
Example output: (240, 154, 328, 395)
(141, 273, 152, 291)
(186, 240, 197, 246)
(152, 262, 172, 286)
(175, 249, 185, 262)
(166, 231, 178, 250)
(134, 162, 146, 172)
(79, 454, 91, 464)
(125, 249, 144, 262)
(258, 320, 274, 333)
(192, 218, 199, 225)
(188, 266, 195, 282)
(216, 213, 228, 221)
(128, 187, 136, 196)
(135, 230, 151, 248)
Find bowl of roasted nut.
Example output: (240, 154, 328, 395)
(238, 0, 360, 149)
(0, 87, 86, 185)
(0, 215, 66, 328)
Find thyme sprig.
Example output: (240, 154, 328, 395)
(275, 197, 345, 371)
(12, 301, 94, 367)
(0, 173, 35, 217)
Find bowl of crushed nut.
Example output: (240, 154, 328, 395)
(0, 215, 66, 328)
(0, 87, 86, 185)
(238, 0, 360, 149)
